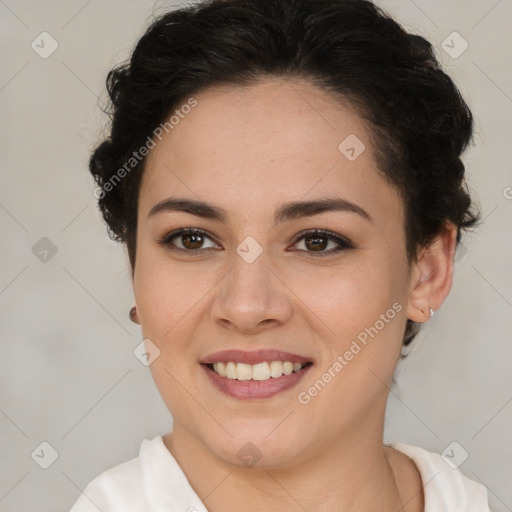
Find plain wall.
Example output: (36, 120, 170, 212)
(0, 0, 510, 510)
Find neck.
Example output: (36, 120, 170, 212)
(164, 414, 412, 511)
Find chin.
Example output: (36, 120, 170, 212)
(197, 419, 309, 470)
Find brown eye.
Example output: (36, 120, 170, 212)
(304, 235, 329, 252)
(159, 228, 219, 253)
(181, 232, 205, 250)
(291, 229, 353, 257)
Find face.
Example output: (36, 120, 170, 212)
(133, 78, 413, 468)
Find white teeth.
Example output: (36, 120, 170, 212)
(252, 362, 270, 380)
(236, 363, 252, 380)
(210, 360, 307, 380)
(269, 361, 283, 378)
(213, 362, 226, 377)
(282, 362, 293, 375)
(225, 361, 237, 379)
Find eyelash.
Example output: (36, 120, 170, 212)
(157, 227, 354, 257)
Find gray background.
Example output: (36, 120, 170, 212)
(0, 0, 510, 511)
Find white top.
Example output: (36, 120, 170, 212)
(69, 436, 491, 512)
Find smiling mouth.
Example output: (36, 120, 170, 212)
(205, 361, 313, 381)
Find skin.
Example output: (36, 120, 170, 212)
(131, 77, 457, 511)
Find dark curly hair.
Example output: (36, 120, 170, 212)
(89, 0, 480, 349)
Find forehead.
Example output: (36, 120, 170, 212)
(140, 78, 403, 225)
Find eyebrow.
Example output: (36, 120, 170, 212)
(148, 196, 372, 225)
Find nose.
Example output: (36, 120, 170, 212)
(211, 252, 293, 335)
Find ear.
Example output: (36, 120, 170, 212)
(406, 222, 458, 323)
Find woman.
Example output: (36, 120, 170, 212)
(70, 0, 490, 510)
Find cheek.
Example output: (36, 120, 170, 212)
(289, 255, 407, 342)
(133, 246, 213, 337)
(290, 255, 408, 405)
(292, 266, 407, 416)
(133, 257, 213, 417)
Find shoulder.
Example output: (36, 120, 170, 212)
(389, 442, 492, 512)
(68, 435, 207, 512)
(68, 436, 163, 512)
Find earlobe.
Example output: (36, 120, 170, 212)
(406, 223, 457, 323)
(129, 305, 141, 324)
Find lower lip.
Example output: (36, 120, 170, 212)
(202, 364, 312, 400)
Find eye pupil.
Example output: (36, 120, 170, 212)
(305, 236, 327, 251)
(183, 233, 203, 249)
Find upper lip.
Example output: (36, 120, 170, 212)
(200, 349, 312, 365)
